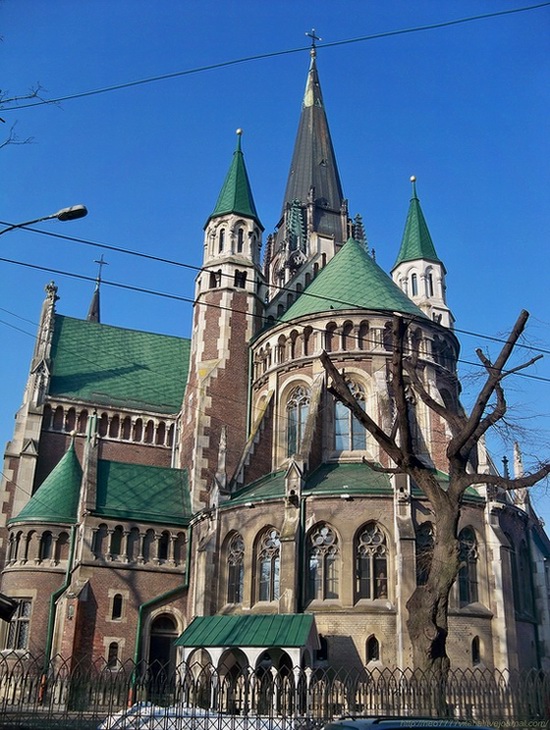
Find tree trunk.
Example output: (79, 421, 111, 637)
(406, 493, 460, 676)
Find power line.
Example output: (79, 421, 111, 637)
(3, 222, 550, 359)
(1, 255, 549, 388)
(2, 3, 549, 112)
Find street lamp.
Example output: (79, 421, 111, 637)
(0, 204, 88, 236)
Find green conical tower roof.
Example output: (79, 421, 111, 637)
(280, 238, 426, 322)
(393, 177, 441, 268)
(207, 131, 262, 229)
(10, 442, 82, 525)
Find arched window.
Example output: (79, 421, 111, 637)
(110, 526, 124, 559)
(325, 323, 337, 352)
(416, 522, 434, 586)
(308, 524, 339, 601)
(107, 641, 119, 668)
(237, 228, 244, 253)
(458, 527, 479, 605)
(257, 529, 280, 602)
(366, 635, 380, 662)
(112, 593, 123, 620)
(218, 228, 225, 253)
(316, 635, 328, 662)
(356, 523, 388, 600)
(39, 531, 53, 561)
(334, 381, 366, 451)
(56, 531, 69, 562)
(287, 386, 310, 456)
(411, 273, 418, 296)
(227, 533, 244, 604)
(144, 420, 154, 444)
(109, 415, 120, 439)
(158, 531, 170, 562)
(471, 636, 481, 666)
(427, 273, 434, 297)
(234, 270, 247, 288)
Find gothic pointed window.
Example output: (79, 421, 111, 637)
(307, 523, 339, 601)
(411, 273, 418, 297)
(366, 635, 380, 662)
(257, 528, 280, 602)
(227, 533, 244, 604)
(356, 523, 388, 600)
(218, 228, 225, 253)
(237, 228, 244, 253)
(458, 527, 479, 605)
(334, 381, 366, 451)
(287, 386, 310, 456)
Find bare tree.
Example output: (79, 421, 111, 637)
(321, 310, 550, 677)
(0, 84, 50, 149)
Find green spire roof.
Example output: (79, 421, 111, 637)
(10, 442, 82, 525)
(208, 132, 262, 229)
(280, 238, 426, 322)
(393, 177, 441, 268)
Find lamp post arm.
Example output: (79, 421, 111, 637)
(0, 204, 87, 236)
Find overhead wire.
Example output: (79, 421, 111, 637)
(2, 222, 550, 359)
(0, 253, 549, 387)
(2, 3, 549, 112)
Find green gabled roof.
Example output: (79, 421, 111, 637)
(207, 133, 262, 229)
(10, 442, 82, 525)
(280, 238, 425, 322)
(94, 460, 191, 526)
(393, 178, 441, 268)
(175, 614, 315, 648)
(49, 315, 190, 414)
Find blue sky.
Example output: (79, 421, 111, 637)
(2, 1, 550, 521)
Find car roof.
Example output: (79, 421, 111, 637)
(323, 718, 494, 730)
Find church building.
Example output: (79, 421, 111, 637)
(1, 48, 549, 676)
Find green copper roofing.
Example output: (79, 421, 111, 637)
(10, 442, 82, 525)
(208, 132, 262, 228)
(175, 614, 315, 648)
(94, 460, 191, 526)
(280, 238, 426, 322)
(49, 315, 190, 414)
(393, 178, 441, 268)
(228, 463, 482, 507)
(228, 462, 393, 506)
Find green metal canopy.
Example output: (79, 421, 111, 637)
(175, 614, 316, 648)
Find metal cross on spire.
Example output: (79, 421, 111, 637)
(305, 28, 322, 57)
(94, 254, 109, 283)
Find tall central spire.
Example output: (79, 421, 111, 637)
(279, 46, 345, 233)
(265, 44, 349, 310)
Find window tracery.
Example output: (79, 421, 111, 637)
(308, 524, 339, 601)
(356, 523, 388, 600)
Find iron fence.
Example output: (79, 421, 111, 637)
(0, 653, 547, 729)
